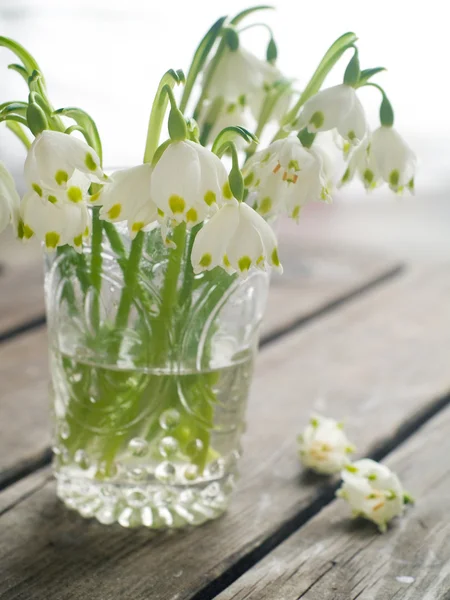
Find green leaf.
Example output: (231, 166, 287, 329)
(5, 120, 31, 149)
(211, 125, 258, 154)
(7, 63, 29, 83)
(357, 67, 386, 87)
(143, 69, 183, 163)
(281, 32, 358, 127)
(230, 5, 274, 25)
(180, 16, 226, 112)
(55, 107, 103, 161)
(0, 37, 43, 81)
(0, 101, 28, 117)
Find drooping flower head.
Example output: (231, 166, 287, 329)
(151, 140, 229, 227)
(93, 164, 158, 239)
(370, 126, 416, 193)
(297, 84, 368, 145)
(297, 415, 356, 475)
(207, 45, 280, 111)
(336, 458, 412, 532)
(244, 136, 331, 220)
(340, 128, 416, 193)
(191, 200, 282, 277)
(20, 191, 90, 252)
(0, 161, 20, 235)
(24, 130, 106, 194)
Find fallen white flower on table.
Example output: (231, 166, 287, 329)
(336, 458, 413, 533)
(297, 415, 356, 475)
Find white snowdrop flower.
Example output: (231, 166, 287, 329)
(336, 458, 411, 533)
(191, 200, 282, 277)
(244, 136, 330, 220)
(0, 161, 20, 234)
(207, 46, 280, 108)
(297, 415, 356, 475)
(41, 170, 92, 205)
(20, 191, 90, 251)
(248, 72, 291, 123)
(151, 140, 228, 227)
(24, 130, 106, 193)
(370, 126, 416, 193)
(94, 164, 158, 238)
(297, 84, 367, 144)
(340, 136, 382, 190)
(206, 101, 253, 149)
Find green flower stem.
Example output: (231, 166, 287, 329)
(154, 223, 187, 363)
(90, 208, 103, 330)
(5, 120, 31, 149)
(114, 231, 145, 330)
(180, 16, 227, 114)
(103, 221, 127, 269)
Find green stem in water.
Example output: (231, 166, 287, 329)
(154, 223, 187, 363)
(90, 208, 103, 330)
(115, 231, 145, 330)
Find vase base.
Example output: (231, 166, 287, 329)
(56, 471, 235, 528)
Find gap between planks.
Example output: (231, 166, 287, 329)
(0, 260, 404, 492)
(190, 389, 450, 600)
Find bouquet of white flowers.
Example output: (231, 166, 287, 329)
(0, 6, 415, 529)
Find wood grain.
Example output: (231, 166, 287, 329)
(0, 329, 49, 486)
(0, 267, 449, 599)
(217, 404, 450, 600)
(0, 230, 44, 338)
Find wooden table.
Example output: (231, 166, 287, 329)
(1, 221, 450, 600)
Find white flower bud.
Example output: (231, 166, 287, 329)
(337, 458, 411, 532)
(298, 415, 356, 475)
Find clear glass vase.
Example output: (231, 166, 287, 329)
(45, 221, 269, 528)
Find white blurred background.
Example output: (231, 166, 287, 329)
(0, 0, 449, 260)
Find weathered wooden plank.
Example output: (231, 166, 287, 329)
(0, 266, 449, 599)
(0, 329, 49, 486)
(0, 243, 399, 484)
(0, 230, 44, 338)
(216, 404, 450, 600)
